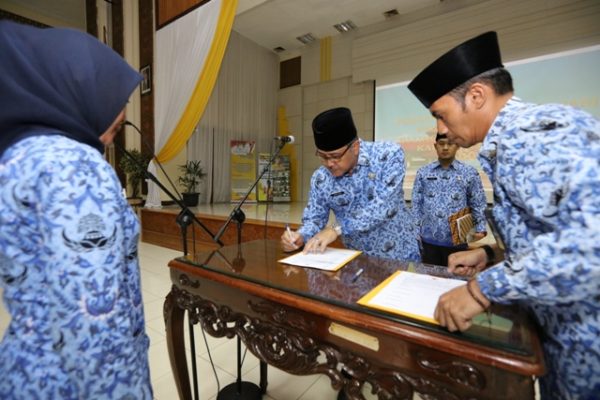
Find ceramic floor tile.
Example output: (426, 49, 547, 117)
(139, 241, 182, 261)
(145, 324, 166, 348)
(140, 270, 173, 299)
(142, 288, 162, 304)
(186, 326, 233, 358)
(145, 313, 168, 337)
(297, 375, 339, 400)
(148, 337, 179, 381)
(300, 376, 420, 400)
(148, 310, 233, 358)
(143, 296, 167, 322)
(206, 391, 278, 400)
(151, 351, 234, 400)
(245, 365, 321, 400)
(201, 336, 261, 378)
(139, 258, 173, 280)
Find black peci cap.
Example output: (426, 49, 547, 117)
(408, 31, 503, 108)
(312, 107, 358, 151)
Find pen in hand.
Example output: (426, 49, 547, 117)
(284, 224, 299, 250)
(351, 268, 364, 283)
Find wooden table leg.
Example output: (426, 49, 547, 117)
(259, 360, 268, 394)
(164, 290, 192, 400)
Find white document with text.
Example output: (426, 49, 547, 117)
(279, 248, 361, 271)
(358, 271, 465, 324)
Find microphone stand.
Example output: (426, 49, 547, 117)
(119, 122, 223, 252)
(115, 129, 222, 400)
(214, 139, 286, 244)
(213, 138, 288, 400)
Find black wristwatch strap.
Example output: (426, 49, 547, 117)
(481, 244, 495, 264)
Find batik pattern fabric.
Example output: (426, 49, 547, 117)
(476, 97, 600, 400)
(299, 140, 420, 262)
(412, 159, 487, 246)
(0, 136, 152, 399)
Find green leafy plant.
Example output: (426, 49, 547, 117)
(178, 160, 206, 194)
(119, 149, 152, 198)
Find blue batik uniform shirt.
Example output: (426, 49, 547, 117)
(476, 97, 600, 399)
(0, 136, 152, 399)
(412, 159, 487, 246)
(299, 140, 420, 261)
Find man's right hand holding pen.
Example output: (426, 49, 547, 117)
(280, 224, 339, 253)
(281, 224, 304, 252)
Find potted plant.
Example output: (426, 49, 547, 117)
(119, 149, 152, 199)
(178, 160, 206, 207)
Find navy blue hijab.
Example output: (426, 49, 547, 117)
(0, 21, 142, 157)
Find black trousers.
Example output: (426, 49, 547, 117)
(420, 240, 467, 267)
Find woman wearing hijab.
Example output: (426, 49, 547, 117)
(0, 21, 152, 399)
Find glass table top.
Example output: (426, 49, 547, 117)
(176, 239, 538, 357)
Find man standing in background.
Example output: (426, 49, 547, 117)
(412, 133, 487, 266)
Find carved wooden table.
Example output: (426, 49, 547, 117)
(164, 240, 544, 399)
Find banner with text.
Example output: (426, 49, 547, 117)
(230, 140, 256, 202)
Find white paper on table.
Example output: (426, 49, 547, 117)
(358, 271, 465, 324)
(278, 248, 361, 271)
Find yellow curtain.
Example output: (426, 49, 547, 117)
(320, 36, 332, 82)
(156, 0, 237, 163)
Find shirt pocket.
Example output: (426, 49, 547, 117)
(329, 190, 352, 211)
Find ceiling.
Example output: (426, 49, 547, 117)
(0, 0, 444, 56)
(233, 0, 442, 56)
(0, 0, 86, 29)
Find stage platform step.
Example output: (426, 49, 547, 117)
(141, 202, 307, 252)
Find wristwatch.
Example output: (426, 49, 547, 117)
(331, 222, 342, 236)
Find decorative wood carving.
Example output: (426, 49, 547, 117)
(417, 351, 486, 390)
(178, 273, 200, 289)
(156, 0, 210, 29)
(248, 299, 317, 332)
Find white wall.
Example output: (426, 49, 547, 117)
(353, 0, 600, 85)
(277, 0, 600, 203)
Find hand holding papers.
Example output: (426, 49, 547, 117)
(358, 271, 513, 332)
(279, 248, 362, 272)
(358, 271, 465, 324)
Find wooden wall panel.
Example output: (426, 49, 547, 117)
(156, 0, 210, 29)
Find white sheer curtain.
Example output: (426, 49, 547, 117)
(154, 0, 220, 153)
(188, 30, 279, 204)
(146, 0, 227, 207)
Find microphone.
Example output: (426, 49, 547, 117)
(274, 135, 295, 144)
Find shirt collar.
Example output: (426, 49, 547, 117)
(350, 139, 368, 174)
(479, 96, 526, 162)
(432, 159, 458, 170)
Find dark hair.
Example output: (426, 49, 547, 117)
(449, 67, 513, 107)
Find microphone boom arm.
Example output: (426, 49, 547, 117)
(214, 139, 287, 244)
(114, 141, 223, 248)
